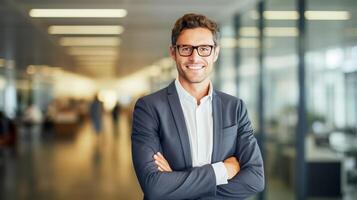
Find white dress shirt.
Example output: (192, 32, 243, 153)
(175, 79, 228, 185)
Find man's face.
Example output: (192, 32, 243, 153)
(170, 28, 220, 86)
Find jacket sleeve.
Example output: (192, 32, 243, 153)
(216, 99, 265, 199)
(131, 98, 217, 200)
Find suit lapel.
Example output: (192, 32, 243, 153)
(167, 82, 192, 168)
(211, 91, 223, 163)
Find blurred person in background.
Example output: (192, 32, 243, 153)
(112, 101, 121, 130)
(89, 95, 103, 136)
(0, 111, 16, 147)
(43, 100, 57, 131)
(131, 13, 264, 199)
(23, 102, 43, 139)
(23, 103, 43, 125)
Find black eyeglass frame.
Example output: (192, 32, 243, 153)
(174, 44, 215, 57)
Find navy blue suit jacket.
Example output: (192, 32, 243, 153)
(131, 81, 264, 200)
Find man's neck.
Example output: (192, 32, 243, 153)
(178, 78, 210, 105)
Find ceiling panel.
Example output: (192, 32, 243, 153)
(1, 0, 257, 78)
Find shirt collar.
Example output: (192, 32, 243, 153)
(175, 78, 213, 104)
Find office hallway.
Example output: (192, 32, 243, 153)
(0, 113, 143, 200)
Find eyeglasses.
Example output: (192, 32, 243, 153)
(174, 45, 215, 57)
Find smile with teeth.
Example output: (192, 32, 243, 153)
(186, 64, 204, 70)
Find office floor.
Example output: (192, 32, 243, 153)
(0, 114, 142, 200)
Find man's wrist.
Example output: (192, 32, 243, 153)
(212, 162, 229, 185)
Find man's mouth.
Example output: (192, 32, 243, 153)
(186, 64, 204, 70)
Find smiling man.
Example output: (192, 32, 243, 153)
(131, 13, 264, 200)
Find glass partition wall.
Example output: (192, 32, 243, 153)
(306, 0, 357, 198)
(220, 0, 357, 199)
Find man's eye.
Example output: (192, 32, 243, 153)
(181, 47, 191, 51)
(199, 47, 210, 51)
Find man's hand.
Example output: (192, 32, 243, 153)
(224, 156, 240, 180)
(153, 152, 172, 172)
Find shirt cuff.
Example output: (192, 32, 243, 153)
(211, 162, 228, 185)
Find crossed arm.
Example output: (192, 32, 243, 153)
(154, 152, 240, 180)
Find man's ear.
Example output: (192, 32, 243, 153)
(169, 46, 176, 61)
(213, 46, 220, 62)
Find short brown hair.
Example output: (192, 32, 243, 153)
(171, 13, 220, 46)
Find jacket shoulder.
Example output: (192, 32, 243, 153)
(136, 86, 169, 106)
(215, 90, 243, 106)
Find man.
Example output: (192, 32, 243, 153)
(132, 13, 264, 200)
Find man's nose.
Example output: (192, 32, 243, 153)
(188, 49, 200, 61)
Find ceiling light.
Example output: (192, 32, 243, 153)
(239, 27, 260, 37)
(238, 27, 298, 37)
(48, 25, 124, 35)
(75, 54, 118, 63)
(305, 11, 350, 20)
(220, 38, 237, 48)
(59, 37, 121, 46)
(29, 9, 127, 18)
(237, 38, 259, 48)
(264, 11, 299, 20)
(75, 56, 118, 62)
(68, 47, 118, 51)
(68, 47, 118, 56)
(250, 10, 299, 20)
(78, 63, 116, 67)
(78, 61, 116, 65)
(250, 10, 350, 21)
(78, 59, 117, 63)
(77, 61, 117, 66)
(264, 27, 299, 37)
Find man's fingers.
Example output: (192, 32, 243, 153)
(153, 154, 166, 167)
(224, 156, 241, 179)
(154, 154, 168, 167)
(158, 153, 171, 167)
(158, 152, 172, 171)
(154, 153, 172, 172)
(157, 152, 172, 171)
(157, 152, 166, 161)
(155, 158, 170, 171)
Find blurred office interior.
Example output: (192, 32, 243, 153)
(0, 0, 357, 199)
